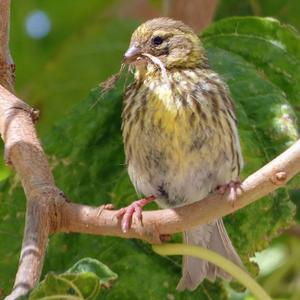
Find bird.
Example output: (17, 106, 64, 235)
(117, 17, 244, 291)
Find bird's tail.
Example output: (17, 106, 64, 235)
(176, 219, 244, 291)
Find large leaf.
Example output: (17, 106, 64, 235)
(216, 0, 300, 33)
(66, 258, 118, 288)
(0, 17, 298, 300)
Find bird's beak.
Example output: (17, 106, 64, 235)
(123, 45, 141, 64)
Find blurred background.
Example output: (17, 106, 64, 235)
(1, 0, 300, 299)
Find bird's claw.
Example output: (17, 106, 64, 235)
(116, 195, 155, 233)
(217, 180, 242, 207)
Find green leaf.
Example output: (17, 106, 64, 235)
(66, 258, 118, 288)
(202, 17, 300, 177)
(29, 272, 98, 300)
(216, 0, 300, 33)
(201, 16, 297, 277)
(29, 258, 117, 300)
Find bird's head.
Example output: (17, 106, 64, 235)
(123, 18, 206, 71)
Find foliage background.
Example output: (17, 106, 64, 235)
(1, 0, 300, 299)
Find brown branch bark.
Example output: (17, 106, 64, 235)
(0, 1, 299, 299)
(0, 1, 65, 299)
(114, 0, 219, 32)
(0, 83, 67, 299)
(0, 0, 14, 92)
(164, 0, 219, 32)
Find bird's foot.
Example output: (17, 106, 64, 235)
(216, 179, 242, 206)
(116, 195, 156, 233)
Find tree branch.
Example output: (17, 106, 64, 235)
(0, 1, 65, 299)
(57, 138, 300, 241)
(163, 0, 219, 31)
(115, 0, 219, 32)
(0, 85, 67, 300)
(0, 0, 14, 92)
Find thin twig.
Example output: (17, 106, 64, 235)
(286, 225, 300, 239)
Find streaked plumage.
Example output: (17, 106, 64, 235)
(121, 18, 244, 291)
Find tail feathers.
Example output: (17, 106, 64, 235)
(176, 219, 244, 291)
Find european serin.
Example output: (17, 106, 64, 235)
(117, 18, 244, 291)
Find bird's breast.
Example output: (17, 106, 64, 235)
(122, 70, 241, 207)
(122, 78, 214, 205)
(125, 81, 201, 162)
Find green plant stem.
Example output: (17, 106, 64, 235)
(152, 243, 272, 300)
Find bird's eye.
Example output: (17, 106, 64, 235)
(152, 36, 163, 46)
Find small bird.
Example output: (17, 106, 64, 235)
(117, 17, 244, 291)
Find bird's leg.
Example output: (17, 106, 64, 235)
(116, 195, 156, 233)
(216, 179, 242, 206)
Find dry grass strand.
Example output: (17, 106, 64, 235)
(90, 63, 126, 109)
